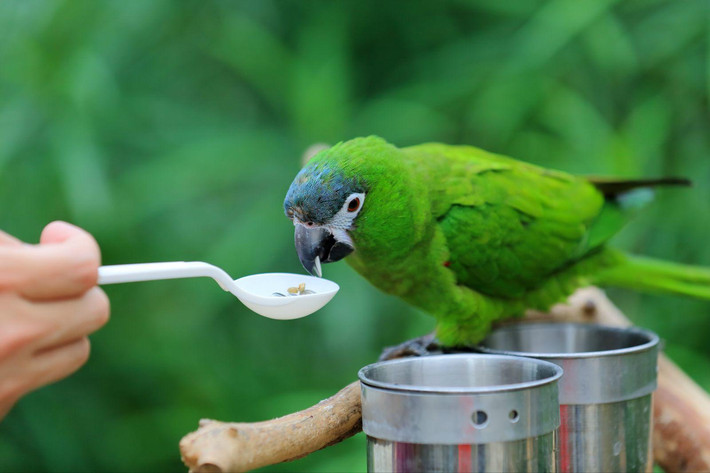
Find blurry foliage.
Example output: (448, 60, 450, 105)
(0, 0, 709, 471)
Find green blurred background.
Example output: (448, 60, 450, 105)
(0, 0, 708, 471)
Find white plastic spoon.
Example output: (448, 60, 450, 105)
(97, 261, 339, 320)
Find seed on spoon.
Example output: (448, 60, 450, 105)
(272, 283, 316, 297)
(296, 283, 315, 295)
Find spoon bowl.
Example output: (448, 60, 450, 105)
(97, 262, 339, 320)
(232, 273, 339, 319)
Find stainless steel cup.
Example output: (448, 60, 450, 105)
(358, 354, 563, 472)
(478, 323, 659, 473)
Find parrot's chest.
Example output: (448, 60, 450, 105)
(346, 243, 433, 298)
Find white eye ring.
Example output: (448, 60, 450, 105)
(327, 192, 365, 240)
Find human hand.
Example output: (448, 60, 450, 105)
(0, 221, 110, 419)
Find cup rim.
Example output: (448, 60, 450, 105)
(358, 353, 563, 395)
(477, 322, 659, 360)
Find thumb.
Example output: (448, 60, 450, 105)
(0, 221, 102, 300)
(7, 221, 103, 300)
(38, 220, 102, 269)
(40, 221, 90, 245)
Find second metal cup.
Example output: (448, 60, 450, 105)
(479, 322, 659, 473)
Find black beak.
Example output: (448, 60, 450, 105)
(294, 224, 353, 277)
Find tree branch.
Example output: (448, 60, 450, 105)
(179, 381, 361, 473)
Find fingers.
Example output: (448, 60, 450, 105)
(31, 288, 110, 352)
(0, 288, 109, 357)
(0, 221, 101, 300)
(0, 337, 92, 419)
(25, 337, 91, 392)
(0, 286, 108, 415)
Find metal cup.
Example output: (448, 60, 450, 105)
(478, 323, 659, 473)
(358, 354, 563, 472)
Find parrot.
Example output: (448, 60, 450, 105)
(283, 136, 709, 348)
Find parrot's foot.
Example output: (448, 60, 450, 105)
(378, 332, 441, 361)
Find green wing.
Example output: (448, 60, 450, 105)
(404, 143, 607, 299)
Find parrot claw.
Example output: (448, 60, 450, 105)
(378, 332, 441, 361)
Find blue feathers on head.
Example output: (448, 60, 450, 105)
(284, 163, 364, 225)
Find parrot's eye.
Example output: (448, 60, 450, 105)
(347, 197, 361, 212)
(286, 208, 294, 218)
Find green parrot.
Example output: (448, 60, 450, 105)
(283, 136, 709, 347)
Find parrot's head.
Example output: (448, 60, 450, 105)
(283, 157, 366, 277)
(283, 136, 408, 277)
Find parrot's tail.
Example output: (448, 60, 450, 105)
(596, 252, 710, 299)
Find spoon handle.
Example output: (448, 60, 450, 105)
(98, 262, 235, 291)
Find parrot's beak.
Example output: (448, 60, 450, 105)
(294, 224, 353, 277)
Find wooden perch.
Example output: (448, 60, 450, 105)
(180, 381, 361, 473)
(180, 287, 710, 472)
